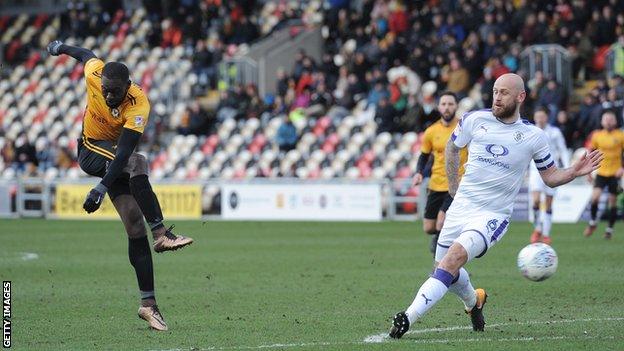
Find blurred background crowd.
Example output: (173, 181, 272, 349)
(1, 0, 623, 187)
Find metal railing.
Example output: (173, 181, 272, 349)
(218, 25, 322, 97)
(520, 44, 572, 93)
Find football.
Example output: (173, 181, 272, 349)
(517, 243, 558, 282)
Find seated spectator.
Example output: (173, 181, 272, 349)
(601, 89, 624, 126)
(611, 35, 624, 77)
(367, 82, 389, 108)
(276, 115, 298, 152)
(442, 58, 470, 97)
(192, 40, 216, 90)
(308, 82, 332, 117)
(576, 93, 603, 134)
(35, 139, 55, 172)
(555, 110, 579, 149)
(244, 84, 264, 119)
(538, 79, 564, 123)
(375, 97, 397, 133)
(13, 134, 38, 174)
(178, 101, 210, 136)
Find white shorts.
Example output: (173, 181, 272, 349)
(435, 208, 511, 263)
(528, 167, 556, 196)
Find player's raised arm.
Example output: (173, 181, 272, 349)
(539, 150, 603, 188)
(46, 40, 97, 63)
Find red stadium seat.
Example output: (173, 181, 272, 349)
(396, 166, 411, 179)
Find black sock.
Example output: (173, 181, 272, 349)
(129, 175, 164, 231)
(590, 202, 598, 221)
(128, 236, 155, 300)
(608, 206, 617, 229)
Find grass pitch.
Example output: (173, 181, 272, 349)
(1, 219, 623, 350)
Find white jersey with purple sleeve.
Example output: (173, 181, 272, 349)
(448, 109, 554, 217)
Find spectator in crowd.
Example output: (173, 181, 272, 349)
(375, 96, 397, 133)
(5, 0, 624, 181)
(601, 89, 624, 126)
(178, 101, 210, 136)
(35, 138, 55, 173)
(538, 79, 565, 123)
(555, 110, 579, 148)
(577, 93, 603, 134)
(244, 84, 264, 120)
(480, 67, 496, 109)
(528, 71, 545, 97)
(13, 134, 38, 174)
(192, 40, 217, 90)
(367, 81, 390, 108)
(276, 115, 298, 152)
(1, 140, 15, 167)
(442, 58, 470, 97)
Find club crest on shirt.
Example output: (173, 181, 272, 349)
(514, 131, 524, 143)
(111, 108, 120, 118)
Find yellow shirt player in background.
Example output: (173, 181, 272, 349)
(584, 110, 624, 239)
(412, 92, 468, 254)
(47, 40, 193, 331)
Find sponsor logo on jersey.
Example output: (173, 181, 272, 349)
(134, 116, 144, 127)
(485, 144, 509, 157)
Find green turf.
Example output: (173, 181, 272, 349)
(1, 219, 623, 351)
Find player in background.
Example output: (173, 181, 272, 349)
(529, 107, 570, 245)
(584, 110, 624, 239)
(47, 40, 194, 331)
(412, 92, 468, 254)
(389, 74, 602, 339)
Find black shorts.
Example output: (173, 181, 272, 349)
(424, 190, 448, 220)
(594, 175, 619, 195)
(77, 137, 131, 200)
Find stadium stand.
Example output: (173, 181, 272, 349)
(1, 0, 624, 213)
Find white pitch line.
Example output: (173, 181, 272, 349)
(149, 316, 624, 351)
(20, 252, 39, 261)
(363, 316, 624, 343)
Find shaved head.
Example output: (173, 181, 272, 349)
(492, 73, 526, 121)
(494, 73, 525, 94)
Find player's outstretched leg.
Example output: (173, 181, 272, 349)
(126, 154, 193, 252)
(390, 243, 467, 339)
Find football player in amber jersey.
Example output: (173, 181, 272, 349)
(584, 111, 624, 239)
(47, 40, 193, 331)
(412, 92, 468, 254)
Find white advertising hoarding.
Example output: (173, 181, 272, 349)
(552, 184, 593, 223)
(221, 183, 382, 221)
